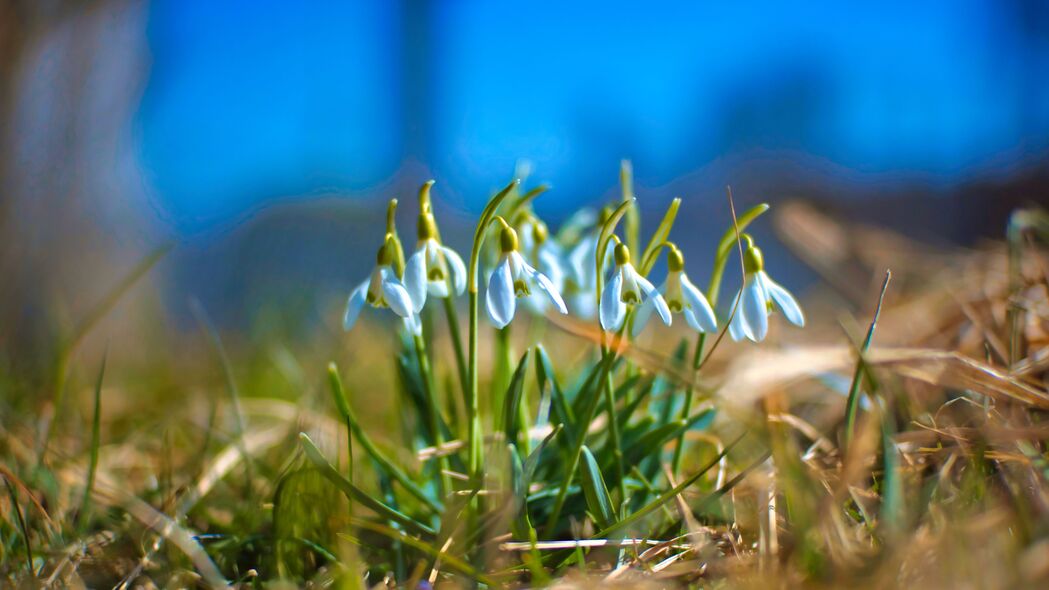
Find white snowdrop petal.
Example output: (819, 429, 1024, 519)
(761, 272, 805, 327)
(440, 245, 468, 295)
(636, 273, 672, 325)
(343, 279, 370, 331)
(427, 279, 450, 298)
(486, 258, 516, 328)
(681, 274, 717, 332)
(742, 278, 768, 342)
(403, 251, 428, 312)
(600, 270, 626, 331)
(534, 270, 568, 315)
(382, 279, 415, 319)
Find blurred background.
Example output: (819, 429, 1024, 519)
(1, 0, 1047, 377)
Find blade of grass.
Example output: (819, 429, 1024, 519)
(192, 299, 253, 497)
(327, 364, 442, 514)
(500, 349, 532, 449)
(77, 348, 107, 530)
(4, 475, 34, 575)
(844, 270, 892, 449)
(299, 433, 436, 537)
(40, 243, 171, 462)
(342, 519, 500, 586)
(579, 445, 616, 529)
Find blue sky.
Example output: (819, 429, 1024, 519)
(137, 0, 1049, 232)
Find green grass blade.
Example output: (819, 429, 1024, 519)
(77, 348, 107, 530)
(42, 243, 171, 462)
(327, 364, 442, 514)
(844, 270, 892, 448)
(299, 433, 436, 537)
(579, 446, 616, 530)
(4, 475, 34, 575)
(638, 197, 682, 275)
(343, 520, 500, 586)
(500, 349, 531, 448)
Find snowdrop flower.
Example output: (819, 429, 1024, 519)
(600, 242, 671, 332)
(403, 209, 466, 312)
(518, 218, 568, 313)
(486, 221, 568, 328)
(564, 214, 615, 318)
(344, 234, 421, 335)
(632, 244, 717, 337)
(728, 241, 805, 342)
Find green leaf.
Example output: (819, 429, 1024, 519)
(579, 445, 616, 529)
(299, 433, 436, 537)
(325, 365, 443, 514)
(500, 349, 532, 447)
(638, 197, 682, 275)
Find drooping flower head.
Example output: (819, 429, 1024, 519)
(728, 238, 805, 342)
(344, 234, 421, 335)
(515, 214, 567, 313)
(485, 219, 568, 328)
(600, 242, 671, 333)
(403, 182, 467, 313)
(563, 206, 614, 318)
(633, 244, 718, 337)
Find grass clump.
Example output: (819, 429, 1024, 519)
(3, 168, 1049, 589)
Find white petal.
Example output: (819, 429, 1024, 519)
(741, 277, 768, 342)
(635, 272, 672, 326)
(440, 245, 467, 295)
(382, 279, 415, 319)
(427, 278, 450, 298)
(631, 296, 656, 337)
(343, 279, 370, 331)
(760, 271, 805, 327)
(568, 234, 595, 286)
(538, 245, 566, 291)
(510, 251, 536, 280)
(533, 269, 568, 315)
(403, 251, 428, 313)
(485, 257, 516, 328)
(600, 270, 627, 331)
(680, 274, 717, 333)
(727, 290, 747, 341)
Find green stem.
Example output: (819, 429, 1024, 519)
(601, 349, 626, 511)
(413, 333, 453, 499)
(466, 180, 520, 481)
(442, 296, 468, 399)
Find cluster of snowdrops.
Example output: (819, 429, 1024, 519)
(342, 178, 804, 343)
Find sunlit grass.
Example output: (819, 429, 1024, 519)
(3, 173, 1049, 588)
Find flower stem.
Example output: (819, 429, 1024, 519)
(466, 179, 520, 482)
(442, 296, 468, 399)
(413, 332, 452, 499)
(601, 344, 627, 512)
